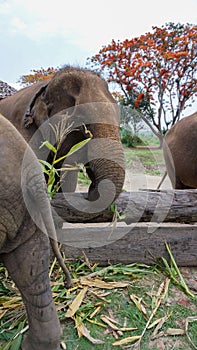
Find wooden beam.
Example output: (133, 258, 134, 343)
(59, 222, 197, 266)
(51, 190, 197, 266)
(52, 189, 197, 224)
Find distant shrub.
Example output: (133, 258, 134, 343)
(133, 134, 143, 146)
(120, 127, 143, 147)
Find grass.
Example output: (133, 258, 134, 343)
(124, 147, 165, 176)
(139, 135, 160, 147)
(0, 256, 197, 350)
(123, 134, 165, 177)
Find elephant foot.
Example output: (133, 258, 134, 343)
(22, 334, 61, 350)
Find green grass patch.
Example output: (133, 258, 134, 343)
(124, 147, 165, 176)
(139, 135, 160, 147)
(0, 258, 196, 350)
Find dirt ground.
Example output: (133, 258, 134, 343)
(122, 170, 172, 192)
(77, 169, 172, 193)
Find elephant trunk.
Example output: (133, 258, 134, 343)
(87, 135, 125, 207)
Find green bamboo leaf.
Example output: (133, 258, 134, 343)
(39, 163, 50, 176)
(39, 159, 53, 170)
(1, 321, 26, 350)
(9, 334, 23, 350)
(165, 242, 196, 298)
(53, 138, 91, 165)
(39, 140, 57, 154)
(47, 183, 54, 194)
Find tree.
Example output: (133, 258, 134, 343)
(112, 92, 145, 134)
(91, 22, 197, 144)
(19, 67, 59, 86)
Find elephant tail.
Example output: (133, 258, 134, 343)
(50, 238, 72, 289)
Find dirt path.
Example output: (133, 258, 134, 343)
(77, 171, 172, 192)
(123, 170, 172, 191)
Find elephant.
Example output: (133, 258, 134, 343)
(0, 67, 125, 208)
(0, 114, 72, 350)
(163, 111, 197, 189)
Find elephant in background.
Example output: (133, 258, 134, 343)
(0, 114, 71, 350)
(0, 67, 125, 207)
(163, 111, 197, 189)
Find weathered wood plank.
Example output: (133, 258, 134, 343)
(60, 222, 197, 266)
(52, 190, 197, 224)
(52, 190, 197, 266)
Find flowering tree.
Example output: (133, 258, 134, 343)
(91, 22, 197, 143)
(19, 67, 59, 86)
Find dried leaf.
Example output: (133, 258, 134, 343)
(1, 297, 22, 308)
(130, 278, 171, 349)
(100, 314, 137, 332)
(80, 277, 129, 289)
(0, 310, 7, 320)
(148, 317, 164, 330)
(130, 294, 147, 318)
(113, 335, 141, 346)
(150, 314, 170, 338)
(75, 317, 104, 344)
(89, 290, 111, 301)
(185, 316, 197, 349)
(119, 327, 138, 332)
(100, 315, 119, 330)
(87, 318, 106, 328)
(165, 328, 185, 336)
(150, 331, 165, 340)
(102, 314, 120, 325)
(89, 306, 102, 319)
(65, 286, 88, 318)
(112, 330, 119, 339)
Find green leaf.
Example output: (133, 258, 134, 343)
(39, 159, 54, 170)
(53, 138, 91, 165)
(9, 334, 23, 350)
(39, 140, 57, 154)
(39, 163, 50, 176)
(1, 321, 26, 350)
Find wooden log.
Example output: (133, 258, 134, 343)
(51, 190, 197, 266)
(52, 189, 197, 224)
(58, 222, 197, 266)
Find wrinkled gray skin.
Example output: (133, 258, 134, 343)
(0, 67, 125, 204)
(163, 111, 197, 189)
(0, 114, 71, 350)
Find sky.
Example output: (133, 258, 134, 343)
(0, 0, 197, 91)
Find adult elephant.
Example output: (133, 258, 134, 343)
(163, 111, 197, 189)
(0, 67, 125, 206)
(0, 114, 71, 350)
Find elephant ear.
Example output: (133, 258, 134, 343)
(23, 84, 49, 128)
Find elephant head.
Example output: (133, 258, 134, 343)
(21, 67, 125, 206)
(163, 111, 197, 189)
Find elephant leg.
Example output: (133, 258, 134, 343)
(175, 176, 195, 189)
(2, 225, 61, 350)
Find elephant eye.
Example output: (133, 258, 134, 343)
(67, 95, 76, 107)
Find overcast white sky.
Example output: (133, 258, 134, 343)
(0, 0, 197, 90)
